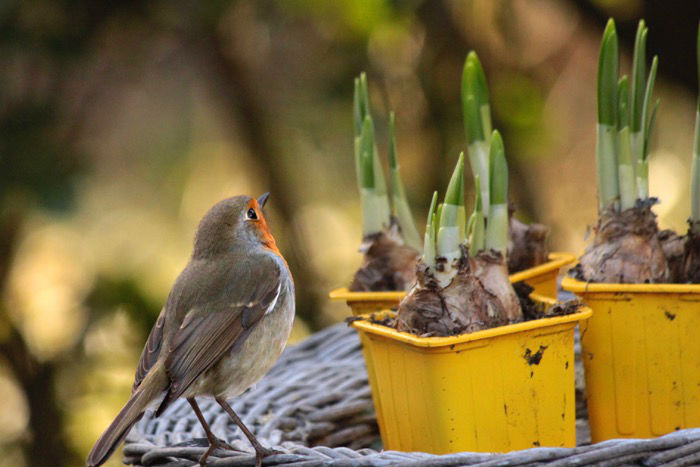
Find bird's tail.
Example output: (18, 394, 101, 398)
(87, 370, 165, 467)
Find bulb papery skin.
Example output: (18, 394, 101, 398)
(576, 201, 669, 284)
(396, 249, 522, 337)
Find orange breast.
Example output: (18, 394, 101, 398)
(248, 199, 287, 265)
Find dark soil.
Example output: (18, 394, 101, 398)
(512, 282, 543, 319)
(513, 281, 581, 320)
(346, 314, 395, 328)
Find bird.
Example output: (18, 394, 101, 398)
(87, 193, 295, 467)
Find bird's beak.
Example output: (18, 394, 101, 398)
(257, 192, 270, 208)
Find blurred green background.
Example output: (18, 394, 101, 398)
(1, 0, 699, 465)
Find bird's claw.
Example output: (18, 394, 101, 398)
(198, 436, 236, 466)
(254, 446, 282, 467)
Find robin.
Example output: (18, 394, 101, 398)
(87, 193, 295, 467)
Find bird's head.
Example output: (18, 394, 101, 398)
(192, 193, 280, 258)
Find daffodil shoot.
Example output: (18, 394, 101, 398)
(574, 19, 699, 285)
(396, 132, 522, 336)
(350, 73, 420, 292)
(462, 51, 550, 273)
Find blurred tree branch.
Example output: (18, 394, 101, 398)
(0, 2, 151, 464)
(183, 18, 325, 330)
(0, 206, 79, 465)
(0, 328, 78, 466)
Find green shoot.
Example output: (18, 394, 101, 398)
(617, 76, 636, 209)
(640, 97, 659, 195)
(693, 109, 700, 225)
(423, 191, 438, 269)
(434, 203, 442, 244)
(637, 55, 658, 198)
(692, 23, 700, 228)
(470, 175, 485, 255)
(360, 120, 374, 189)
(437, 154, 466, 272)
(630, 21, 647, 184)
(485, 131, 509, 255)
(617, 76, 630, 130)
(353, 78, 363, 192)
(462, 51, 492, 217)
(466, 210, 475, 241)
(358, 114, 391, 236)
(388, 112, 422, 250)
(354, 73, 392, 237)
(630, 21, 647, 134)
(357, 73, 370, 131)
(353, 76, 364, 137)
(597, 19, 620, 211)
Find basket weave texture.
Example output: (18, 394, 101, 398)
(124, 323, 700, 467)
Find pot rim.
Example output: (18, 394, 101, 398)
(350, 294, 592, 348)
(328, 288, 404, 301)
(561, 275, 700, 294)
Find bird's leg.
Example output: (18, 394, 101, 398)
(188, 398, 234, 466)
(215, 397, 280, 467)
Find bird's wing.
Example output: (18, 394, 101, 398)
(131, 307, 166, 394)
(158, 255, 282, 411)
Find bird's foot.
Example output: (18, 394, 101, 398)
(253, 446, 282, 467)
(198, 436, 235, 466)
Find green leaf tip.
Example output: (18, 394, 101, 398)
(489, 130, 508, 205)
(434, 203, 443, 235)
(388, 111, 397, 169)
(617, 75, 629, 130)
(360, 116, 375, 189)
(697, 21, 700, 111)
(462, 51, 490, 144)
(466, 52, 489, 109)
(474, 174, 482, 212)
(643, 98, 660, 161)
(598, 18, 619, 126)
(423, 191, 439, 268)
(353, 78, 362, 137)
(426, 191, 438, 227)
(631, 20, 648, 131)
(444, 153, 465, 207)
(354, 72, 372, 137)
(359, 73, 370, 124)
(641, 55, 659, 148)
(469, 174, 485, 255)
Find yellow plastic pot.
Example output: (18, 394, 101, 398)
(331, 252, 575, 315)
(350, 296, 592, 454)
(561, 277, 700, 443)
(328, 288, 405, 315)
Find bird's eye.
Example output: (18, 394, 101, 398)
(246, 208, 258, 220)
